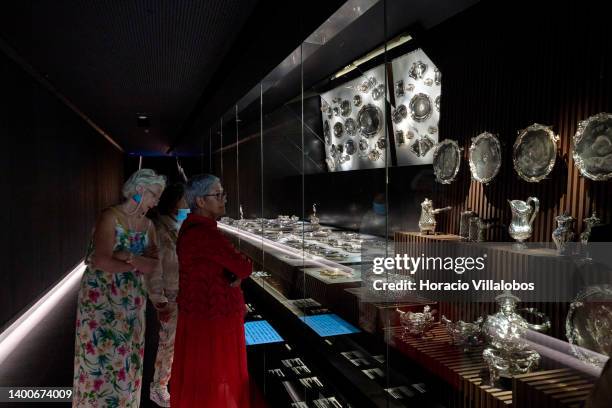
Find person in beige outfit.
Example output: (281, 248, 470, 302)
(146, 183, 189, 407)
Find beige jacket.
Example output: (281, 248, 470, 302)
(146, 214, 180, 304)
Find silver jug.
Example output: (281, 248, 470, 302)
(508, 197, 539, 248)
(459, 209, 477, 239)
(418, 198, 451, 235)
(552, 212, 575, 255)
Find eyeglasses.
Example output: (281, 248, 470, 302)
(145, 188, 161, 202)
(203, 191, 227, 200)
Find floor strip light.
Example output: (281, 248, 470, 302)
(0, 261, 86, 366)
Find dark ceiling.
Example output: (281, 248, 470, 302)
(0, 0, 345, 155)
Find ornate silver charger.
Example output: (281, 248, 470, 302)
(469, 132, 502, 184)
(344, 139, 356, 156)
(340, 100, 352, 117)
(409, 93, 432, 122)
(410, 135, 435, 157)
(572, 112, 612, 181)
(392, 104, 407, 124)
(357, 104, 382, 138)
(566, 284, 612, 368)
(345, 118, 357, 136)
(433, 139, 462, 184)
(333, 122, 344, 138)
(513, 123, 558, 182)
(353, 94, 362, 107)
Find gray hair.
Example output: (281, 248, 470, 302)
(122, 169, 166, 199)
(185, 174, 220, 210)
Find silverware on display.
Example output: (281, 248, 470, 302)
(345, 118, 357, 136)
(344, 139, 356, 156)
(513, 123, 559, 182)
(392, 104, 407, 124)
(408, 60, 428, 80)
(459, 209, 477, 239)
(333, 122, 344, 138)
(340, 100, 352, 117)
(552, 212, 575, 255)
(376, 137, 386, 150)
(353, 94, 362, 107)
(418, 198, 451, 235)
(573, 112, 612, 181)
(397, 305, 437, 337)
(357, 104, 383, 137)
(468, 132, 502, 184)
(395, 80, 405, 97)
(371, 84, 385, 101)
(441, 315, 484, 351)
(409, 93, 433, 122)
(432, 139, 462, 184)
(368, 149, 381, 161)
(435, 95, 440, 112)
(508, 197, 539, 247)
(410, 135, 435, 157)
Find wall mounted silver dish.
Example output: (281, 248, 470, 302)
(435, 95, 440, 112)
(469, 132, 502, 184)
(409, 93, 433, 122)
(329, 144, 337, 158)
(333, 122, 344, 138)
(566, 284, 612, 368)
(572, 112, 612, 181)
(432, 139, 462, 184)
(344, 139, 356, 156)
(513, 123, 559, 182)
(333, 106, 340, 116)
(410, 135, 435, 157)
(408, 60, 428, 80)
(353, 94, 362, 107)
(326, 107, 333, 119)
(359, 137, 369, 152)
(434, 68, 441, 85)
(377, 137, 386, 150)
(324, 121, 330, 144)
(340, 100, 352, 117)
(395, 130, 405, 145)
(345, 118, 357, 136)
(357, 104, 383, 137)
(392, 104, 407, 124)
(371, 84, 385, 101)
(395, 80, 404, 98)
(368, 149, 381, 161)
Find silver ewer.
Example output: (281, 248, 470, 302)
(552, 212, 575, 256)
(418, 198, 451, 235)
(508, 197, 539, 248)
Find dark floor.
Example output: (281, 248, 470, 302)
(0, 277, 267, 408)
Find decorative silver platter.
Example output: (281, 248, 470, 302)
(340, 100, 352, 117)
(566, 284, 612, 367)
(333, 122, 344, 138)
(344, 139, 356, 155)
(409, 93, 432, 122)
(345, 118, 357, 136)
(469, 132, 502, 184)
(357, 104, 383, 137)
(572, 112, 612, 181)
(513, 123, 558, 182)
(433, 139, 462, 184)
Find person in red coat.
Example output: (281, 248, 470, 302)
(170, 174, 252, 408)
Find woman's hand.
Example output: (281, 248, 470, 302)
(112, 250, 132, 262)
(155, 302, 174, 322)
(127, 256, 157, 274)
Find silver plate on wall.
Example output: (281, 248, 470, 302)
(353, 95, 362, 107)
(566, 285, 612, 367)
(408, 60, 428, 80)
(340, 100, 352, 117)
(344, 139, 356, 155)
(572, 112, 612, 181)
(433, 139, 462, 184)
(513, 123, 558, 182)
(469, 132, 502, 184)
(333, 122, 344, 138)
(410, 135, 435, 157)
(409, 93, 432, 122)
(357, 104, 383, 137)
(345, 118, 357, 136)
(392, 104, 407, 124)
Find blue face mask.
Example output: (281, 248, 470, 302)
(132, 193, 142, 203)
(373, 202, 386, 216)
(176, 208, 190, 222)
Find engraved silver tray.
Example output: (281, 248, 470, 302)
(513, 123, 558, 182)
(409, 93, 432, 122)
(469, 132, 502, 184)
(572, 112, 612, 181)
(433, 139, 461, 184)
(357, 104, 383, 137)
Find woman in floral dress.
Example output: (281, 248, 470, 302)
(73, 169, 166, 408)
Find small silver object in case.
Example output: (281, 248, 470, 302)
(552, 212, 575, 255)
(469, 132, 502, 184)
(572, 112, 612, 181)
(432, 139, 461, 184)
(459, 209, 477, 239)
(508, 197, 539, 248)
(441, 315, 484, 351)
(418, 198, 451, 235)
(397, 305, 437, 338)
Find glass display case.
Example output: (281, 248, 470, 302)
(191, 1, 612, 407)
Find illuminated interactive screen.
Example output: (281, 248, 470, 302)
(302, 314, 360, 337)
(244, 320, 284, 345)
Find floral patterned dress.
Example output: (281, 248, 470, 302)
(73, 214, 151, 408)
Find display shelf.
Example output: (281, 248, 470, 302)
(513, 369, 595, 408)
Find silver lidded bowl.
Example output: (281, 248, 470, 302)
(441, 315, 485, 351)
(397, 305, 437, 337)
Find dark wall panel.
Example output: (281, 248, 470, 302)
(0, 51, 124, 328)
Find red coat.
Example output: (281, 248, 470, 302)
(176, 213, 252, 318)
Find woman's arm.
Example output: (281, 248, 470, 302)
(191, 231, 252, 279)
(144, 227, 172, 304)
(128, 222, 161, 275)
(89, 209, 138, 273)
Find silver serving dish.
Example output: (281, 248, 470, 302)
(483, 347, 540, 385)
(410, 135, 435, 157)
(368, 149, 381, 161)
(395, 130, 405, 145)
(409, 93, 432, 122)
(353, 94, 362, 107)
(408, 60, 428, 80)
(344, 139, 356, 156)
(397, 305, 437, 337)
(340, 100, 352, 117)
(468, 132, 502, 184)
(358, 137, 369, 152)
(377, 137, 386, 150)
(357, 104, 383, 137)
(573, 112, 612, 181)
(566, 285, 612, 367)
(371, 84, 385, 101)
(441, 315, 484, 351)
(392, 104, 407, 124)
(513, 123, 559, 182)
(329, 144, 337, 158)
(337, 143, 344, 154)
(333, 122, 344, 138)
(345, 118, 357, 136)
(432, 139, 462, 184)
